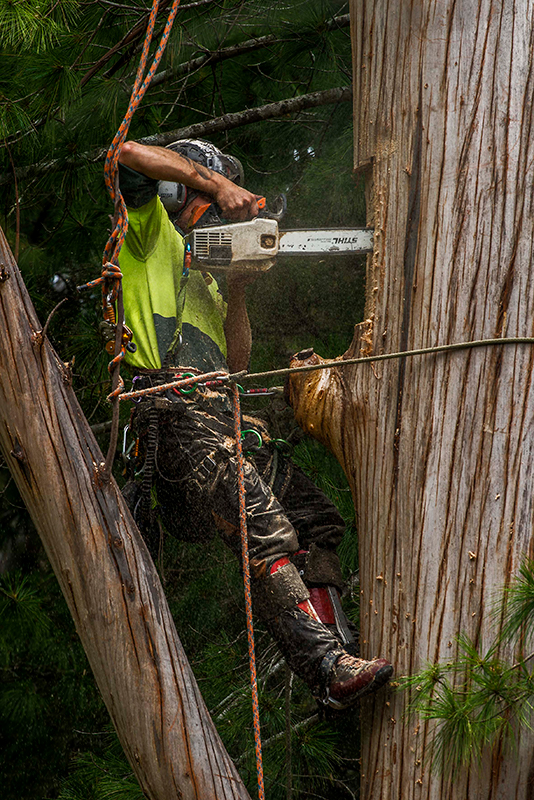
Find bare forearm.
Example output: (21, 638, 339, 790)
(120, 141, 220, 193)
(224, 281, 252, 373)
(119, 141, 258, 220)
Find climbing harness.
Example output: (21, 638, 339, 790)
(241, 428, 263, 453)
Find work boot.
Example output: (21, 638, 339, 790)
(319, 651, 393, 710)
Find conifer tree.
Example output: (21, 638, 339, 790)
(0, 2, 367, 797)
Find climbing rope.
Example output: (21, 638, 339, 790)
(117, 333, 534, 800)
(102, 0, 181, 269)
(231, 382, 265, 800)
(78, 0, 181, 478)
(227, 336, 534, 384)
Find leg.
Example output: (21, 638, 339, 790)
(133, 393, 393, 706)
(208, 430, 392, 707)
(253, 445, 358, 653)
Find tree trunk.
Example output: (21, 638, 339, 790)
(0, 227, 251, 800)
(289, 2, 534, 798)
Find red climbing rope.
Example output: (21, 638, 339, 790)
(102, 0, 181, 407)
(231, 382, 265, 800)
(77, 0, 182, 476)
(103, 0, 181, 269)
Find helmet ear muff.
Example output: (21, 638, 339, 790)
(157, 180, 187, 213)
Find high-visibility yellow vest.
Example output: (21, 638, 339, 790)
(120, 195, 227, 371)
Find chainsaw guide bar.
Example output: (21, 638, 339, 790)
(185, 218, 374, 272)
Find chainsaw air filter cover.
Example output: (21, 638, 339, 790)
(187, 218, 279, 273)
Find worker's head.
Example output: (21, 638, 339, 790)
(157, 139, 244, 231)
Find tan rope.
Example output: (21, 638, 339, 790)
(116, 337, 534, 405)
(228, 337, 534, 384)
(116, 371, 227, 402)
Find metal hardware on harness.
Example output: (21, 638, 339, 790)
(173, 372, 197, 394)
(99, 319, 137, 355)
(196, 453, 218, 482)
(122, 424, 137, 461)
(183, 243, 191, 276)
(241, 428, 263, 453)
(122, 424, 130, 456)
(271, 438, 293, 456)
(327, 586, 355, 648)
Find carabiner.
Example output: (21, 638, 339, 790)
(271, 438, 293, 456)
(174, 371, 198, 394)
(241, 428, 263, 452)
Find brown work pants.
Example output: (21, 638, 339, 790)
(130, 385, 347, 691)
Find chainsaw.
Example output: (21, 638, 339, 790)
(184, 217, 374, 273)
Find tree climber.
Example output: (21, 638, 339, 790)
(117, 138, 393, 710)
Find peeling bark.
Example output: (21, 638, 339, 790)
(0, 227, 251, 800)
(289, 2, 534, 798)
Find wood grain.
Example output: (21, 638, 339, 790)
(0, 228, 251, 800)
(290, 2, 534, 797)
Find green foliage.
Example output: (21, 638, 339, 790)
(500, 559, 534, 645)
(0, 569, 109, 799)
(57, 736, 146, 800)
(0, 1, 366, 797)
(399, 568, 534, 777)
(0, 0, 79, 53)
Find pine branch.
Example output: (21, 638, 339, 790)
(0, 86, 352, 186)
(146, 14, 351, 91)
(235, 713, 320, 765)
(2, 13, 350, 150)
(79, 0, 221, 86)
(138, 85, 352, 145)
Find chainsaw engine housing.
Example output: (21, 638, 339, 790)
(186, 218, 279, 272)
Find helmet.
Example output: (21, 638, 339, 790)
(167, 139, 244, 184)
(157, 139, 244, 213)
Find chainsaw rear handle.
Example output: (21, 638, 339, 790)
(212, 193, 286, 223)
(256, 193, 286, 221)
